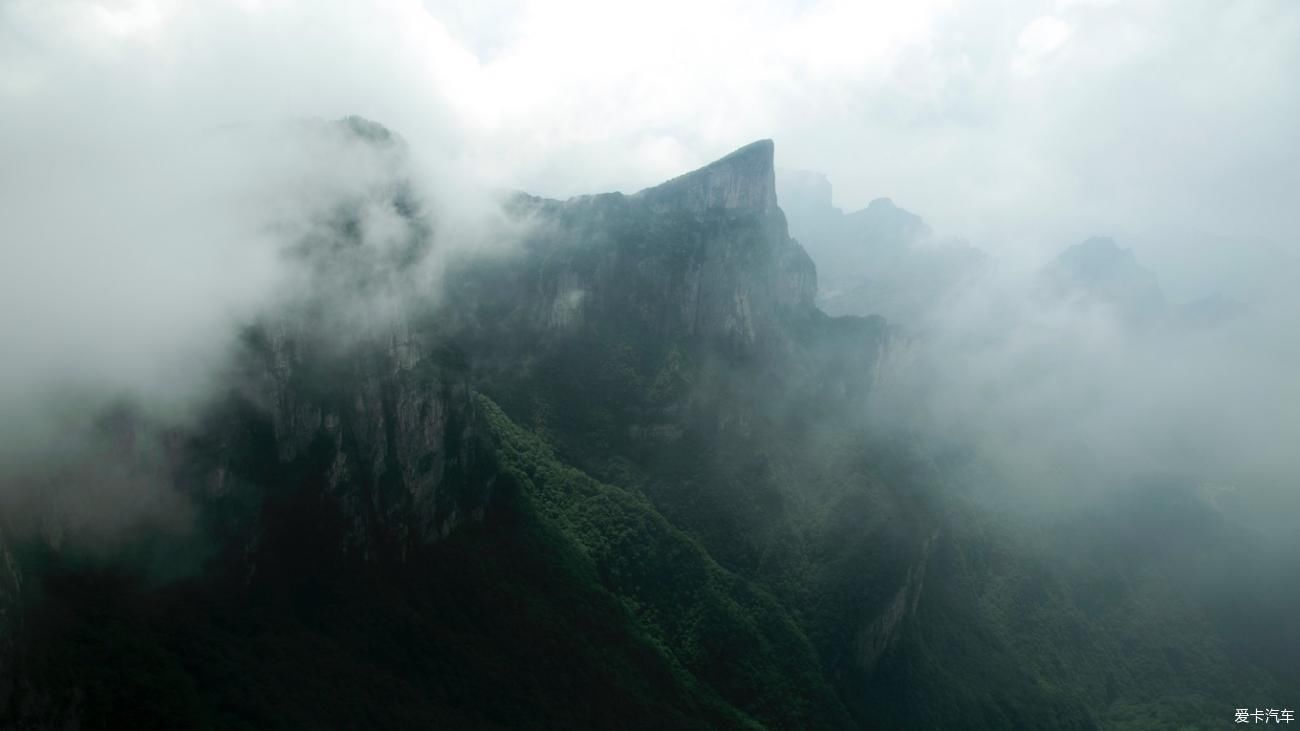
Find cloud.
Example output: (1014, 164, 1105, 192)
(1013, 15, 1070, 74)
(0, 2, 512, 546)
(1, 0, 1297, 544)
(0, 1, 521, 424)
(7, 0, 1297, 263)
(405, 0, 1299, 281)
(861, 243, 1300, 513)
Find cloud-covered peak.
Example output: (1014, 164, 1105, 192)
(1044, 236, 1167, 324)
(636, 139, 776, 213)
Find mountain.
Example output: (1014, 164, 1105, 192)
(1041, 236, 1254, 333)
(777, 170, 986, 327)
(0, 125, 890, 729)
(467, 138, 818, 351)
(1042, 236, 1169, 325)
(1, 121, 1294, 730)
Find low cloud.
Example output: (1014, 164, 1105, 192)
(864, 240, 1300, 514)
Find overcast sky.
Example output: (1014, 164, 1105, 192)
(5, 0, 1299, 254)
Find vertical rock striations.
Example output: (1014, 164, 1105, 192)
(636, 139, 778, 214)
(463, 139, 818, 353)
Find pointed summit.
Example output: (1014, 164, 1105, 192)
(636, 139, 776, 213)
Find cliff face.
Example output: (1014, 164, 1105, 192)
(470, 140, 818, 352)
(636, 139, 779, 214)
(222, 318, 493, 562)
(189, 117, 499, 563)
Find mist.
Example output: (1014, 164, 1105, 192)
(4, 0, 1296, 383)
(1, 3, 529, 415)
(783, 194, 1300, 561)
(873, 260, 1300, 484)
(0, 2, 517, 546)
(3, 3, 1300, 725)
(1, 0, 1297, 556)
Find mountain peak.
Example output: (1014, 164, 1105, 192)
(1053, 236, 1140, 281)
(1046, 236, 1167, 321)
(636, 139, 776, 213)
(709, 138, 775, 171)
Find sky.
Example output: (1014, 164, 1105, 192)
(4, 0, 1298, 253)
(2, 0, 1297, 383)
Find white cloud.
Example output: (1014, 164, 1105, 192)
(2, 0, 1298, 387)
(6, 0, 1294, 255)
(1013, 15, 1070, 74)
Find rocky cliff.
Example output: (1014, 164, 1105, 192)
(0, 127, 916, 730)
(468, 139, 818, 354)
(220, 317, 493, 562)
(637, 139, 779, 214)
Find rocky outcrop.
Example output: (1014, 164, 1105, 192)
(636, 139, 778, 214)
(193, 116, 498, 562)
(239, 318, 493, 561)
(468, 140, 818, 352)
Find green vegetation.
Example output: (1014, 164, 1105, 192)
(5, 158, 1294, 730)
(479, 394, 853, 729)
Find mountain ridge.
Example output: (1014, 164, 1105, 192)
(636, 139, 777, 214)
(3, 121, 1288, 730)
